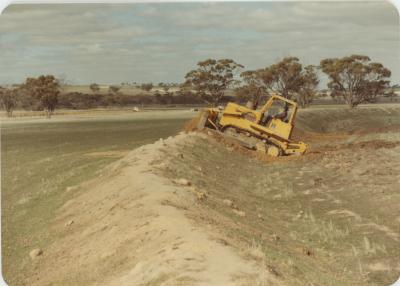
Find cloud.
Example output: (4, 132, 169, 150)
(0, 2, 398, 84)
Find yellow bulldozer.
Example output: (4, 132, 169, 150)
(197, 94, 307, 157)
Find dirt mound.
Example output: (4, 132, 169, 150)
(29, 133, 277, 286)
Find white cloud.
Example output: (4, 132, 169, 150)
(0, 2, 398, 84)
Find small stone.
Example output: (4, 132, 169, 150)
(66, 186, 76, 192)
(216, 238, 228, 246)
(222, 199, 233, 207)
(232, 209, 246, 217)
(189, 186, 207, 201)
(272, 234, 280, 242)
(302, 247, 314, 256)
(65, 220, 74, 227)
(313, 178, 323, 187)
(176, 178, 191, 186)
(29, 249, 43, 260)
(257, 214, 263, 219)
(196, 192, 207, 201)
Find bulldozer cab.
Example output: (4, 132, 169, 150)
(259, 95, 297, 140)
(260, 94, 297, 125)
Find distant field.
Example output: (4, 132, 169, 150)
(1, 110, 194, 285)
(1, 107, 201, 119)
(63, 85, 180, 96)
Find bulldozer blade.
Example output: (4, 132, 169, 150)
(197, 110, 209, 131)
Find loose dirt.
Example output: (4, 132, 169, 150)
(27, 133, 278, 286)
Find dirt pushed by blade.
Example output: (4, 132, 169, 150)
(27, 133, 279, 286)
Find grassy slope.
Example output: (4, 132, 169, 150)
(1, 112, 192, 285)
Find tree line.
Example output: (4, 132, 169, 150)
(0, 54, 395, 117)
(184, 55, 393, 109)
(0, 77, 202, 117)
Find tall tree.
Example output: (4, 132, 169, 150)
(22, 75, 60, 118)
(0, 87, 18, 117)
(184, 59, 243, 106)
(235, 70, 267, 109)
(296, 65, 320, 108)
(238, 57, 319, 108)
(320, 55, 391, 107)
(259, 57, 305, 99)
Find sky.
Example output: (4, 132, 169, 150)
(0, 1, 398, 85)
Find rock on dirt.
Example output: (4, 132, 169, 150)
(222, 199, 234, 207)
(65, 186, 78, 193)
(65, 220, 74, 227)
(29, 249, 43, 260)
(232, 209, 246, 217)
(189, 186, 207, 201)
(175, 178, 191, 186)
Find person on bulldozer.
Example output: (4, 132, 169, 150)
(261, 103, 289, 125)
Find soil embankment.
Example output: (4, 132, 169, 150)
(28, 105, 400, 286)
(28, 133, 277, 286)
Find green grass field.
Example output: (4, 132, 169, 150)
(1, 111, 192, 285)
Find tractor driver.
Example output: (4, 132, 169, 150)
(261, 104, 289, 126)
(275, 104, 289, 122)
